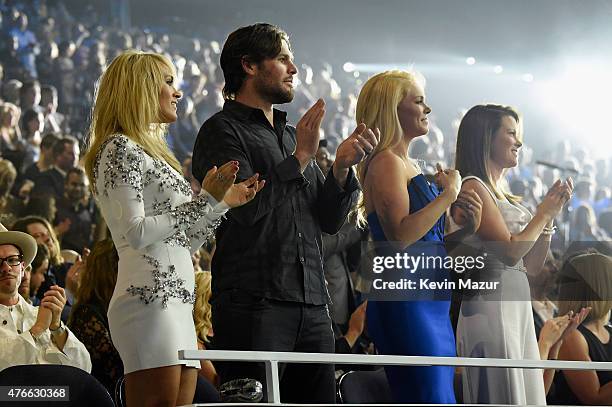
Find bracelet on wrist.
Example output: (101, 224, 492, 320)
(542, 225, 557, 236)
(49, 320, 65, 336)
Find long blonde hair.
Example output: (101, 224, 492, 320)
(83, 50, 181, 186)
(193, 270, 213, 343)
(354, 70, 423, 227)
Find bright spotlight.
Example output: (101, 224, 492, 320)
(536, 62, 612, 156)
(466, 57, 476, 65)
(522, 73, 534, 82)
(343, 62, 355, 72)
(493, 65, 503, 74)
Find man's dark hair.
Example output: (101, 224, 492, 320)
(19, 80, 40, 98)
(220, 23, 289, 100)
(52, 135, 77, 157)
(41, 84, 58, 99)
(41, 132, 60, 150)
(65, 166, 85, 182)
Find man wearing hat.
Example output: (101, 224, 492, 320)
(0, 223, 91, 372)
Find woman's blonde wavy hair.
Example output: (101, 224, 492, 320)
(83, 50, 182, 186)
(193, 270, 213, 344)
(354, 70, 423, 227)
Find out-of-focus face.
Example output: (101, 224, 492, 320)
(26, 223, 54, 256)
(30, 259, 48, 296)
(41, 91, 58, 113)
(1, 108, 19, 128)
(65, 171, 88, 201)
(315, 146, 332, 175)
(397, 83, 431, 138)
(253, 39, 298, 105)
(490, 115, 522, 169)
(18, 15, 28, 31)
(26, 112, 44, 134)
(23, 85, 41, 108)
(57, 142, 79, 171)
(0, 244, 23, 299)
(18, 265, 30, 297)
(158, 65, 182, 123)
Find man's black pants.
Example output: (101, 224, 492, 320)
(211, 290, 336, 404)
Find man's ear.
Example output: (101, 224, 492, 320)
(241, 57, 258, 76)
(17, 264, 26, 283)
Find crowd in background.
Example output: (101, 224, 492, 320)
(0, 0, 611, 404)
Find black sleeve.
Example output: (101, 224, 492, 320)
(316, 164, 360, 235)
(335, 337, 354, 354)
(322, 222, 363, 261)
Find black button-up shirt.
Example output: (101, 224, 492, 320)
(192, 100, 359, 305)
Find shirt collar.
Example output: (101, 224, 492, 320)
(0, 295, 24, 313)
(51, 165, 67, 178)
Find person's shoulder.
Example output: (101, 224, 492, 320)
(368, 150, 407, 179)
(101, 134, 143, 155)
(96, 134, 146, 173)
(198, 110, 238, 137)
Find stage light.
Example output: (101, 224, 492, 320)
(343, 62, 355, 72)
(493, 65, 503, 74)
(522, 73, 534, 82)
(466, 57, 476, 65)
(536, 62, 612, 156)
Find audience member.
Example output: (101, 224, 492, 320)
(31, 135, 79, 198)
(0, 222, 91, 372)
(455, 104, 572, 405)
(551, 251, 612, 405)
(68, 239, 123, 395)
(54, 167, 95, 252)
(27, 243, 49, 305)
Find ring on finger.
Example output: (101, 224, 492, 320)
(216, 174, 225, 181)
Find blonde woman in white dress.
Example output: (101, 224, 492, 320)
(453, 104, 573, 404)
(83, 50, 263, 407)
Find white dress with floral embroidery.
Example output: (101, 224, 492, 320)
(93, 135, 226, 373)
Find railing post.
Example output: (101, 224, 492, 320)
(264, 359, 281, 404)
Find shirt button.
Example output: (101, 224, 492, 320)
(300, 257, 305, 262)
(2, 320, 6, 325)
(298, 232, 302, 238)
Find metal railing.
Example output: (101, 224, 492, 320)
(179, 349, 612, 405)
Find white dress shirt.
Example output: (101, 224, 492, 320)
(0, 296, 92, 372)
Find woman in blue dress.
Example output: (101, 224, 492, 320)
(354, 70, 481, 403)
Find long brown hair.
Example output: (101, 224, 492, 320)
(74, 239, 118, 309)
(11, 216, 63, 266)
(455, 104, 521, 201)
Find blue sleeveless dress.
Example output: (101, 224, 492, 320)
(366, 174, 456, 403)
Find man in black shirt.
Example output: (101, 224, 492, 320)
(192, 23, 378, 403)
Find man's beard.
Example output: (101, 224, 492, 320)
(255, 77, 294, 105)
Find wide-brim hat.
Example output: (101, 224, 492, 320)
(0, 223, 37, 267)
